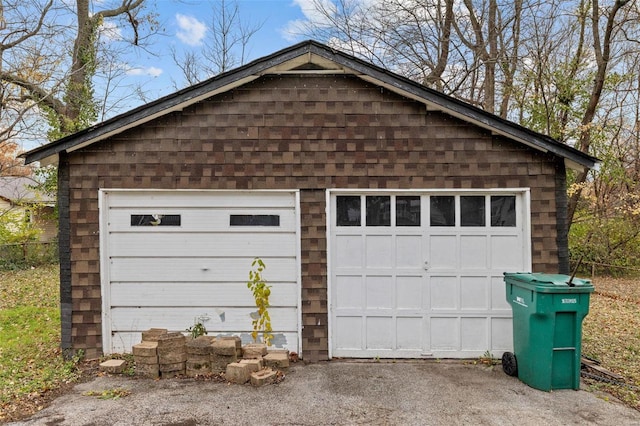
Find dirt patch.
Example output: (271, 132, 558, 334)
(0, 360, 99, 424)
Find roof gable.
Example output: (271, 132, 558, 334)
(22, 40, 598, 171)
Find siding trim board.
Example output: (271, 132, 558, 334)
(554, 158, 570, 275)
(57, 152, 73, 356)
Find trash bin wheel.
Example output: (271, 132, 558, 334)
(502, 352, 518, 377)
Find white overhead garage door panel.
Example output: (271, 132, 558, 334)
(100, 190, 301, 354)
(329, 190, 531, 359)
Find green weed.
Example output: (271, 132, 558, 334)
(83, 388, 131, 400)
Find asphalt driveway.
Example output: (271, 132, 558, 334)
(9, 361, 640, 426)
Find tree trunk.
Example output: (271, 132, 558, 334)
(484, 0, 497, 114)
(424, 0, 454, 90)
(498, 0, 522, 119)
(65, 0, 92, 128)
(567, 0, 631, 224)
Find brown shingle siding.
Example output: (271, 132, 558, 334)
(62, 73, 562, 361)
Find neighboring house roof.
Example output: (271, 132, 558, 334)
(21, 40, 598, 171)
(0, 176, 55, 205)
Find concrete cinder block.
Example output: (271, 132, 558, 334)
(160, 361, 186, 371)
(263, 352, 289, 369)
(132, 341, 158, 357)
(141, 328, 168, 342)
(210, 353, 237, 373)
(136, 363, 160, 379)
(134, 354, 159, 365)
(239, 358, 263, 373)
(250, 368, 277, 387)
(212, 339, 237, 356)
(218, 336, 241, 349)
(226, 362, 251, 384)
(99, 359, 126, 374)
(195, 335, 216, 344)
(157, 345, 186, 355)
(186, 353, 210, 363)
(242, 343, 268, 359)
(186, 338, 214, 356)
(156, 332, 186, 349)
(158, 350, 187, 364)
(186, 360, 211, 370)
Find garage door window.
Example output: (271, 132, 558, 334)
(230, 214, 280, 226)
(491, 196, 516, 227)
(337, 196, 361, 226)
(337, 194, 515, 228)
(131, 214, 181, 226)
(396, 196, 421, 226)
(461, 196, 486, 227)
(430, 196, 455, 227)
(366, 196, 391, 226)
(430, 195, 517, 227)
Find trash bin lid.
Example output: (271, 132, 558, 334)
(503, 272, 594, 293)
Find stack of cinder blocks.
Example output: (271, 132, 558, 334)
(185, 336, 215, 377)
(133, 328, 290, 385)
(157, 332, 187, 378)
(226, 343, 290, 387)
(132, 328, 167, 378)
(211, 336, 241, 372)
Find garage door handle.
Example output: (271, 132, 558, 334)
(423, 261, 429, 270)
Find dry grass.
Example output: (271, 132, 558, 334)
(582, 276, 640, 410)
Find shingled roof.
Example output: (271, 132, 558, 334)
(0, 176, 55, 205)
(22, 40, 598, 171)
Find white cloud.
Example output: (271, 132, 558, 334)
(99, 20, 122, 41)
(175, 14, 207, 46)
(282, 0, 338, 41)
(293, 0, 339, 21)
(281, 19, 306, 42)
(126, 66, 163, 77)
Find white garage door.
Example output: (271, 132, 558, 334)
(329, 190, 531, 358)
(100, 190, 301, 354)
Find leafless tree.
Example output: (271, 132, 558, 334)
(296, 0, 640, 226)
(567, 0, 638, 223)
(0, 0, 156, 152)
(172, 0, 263, 87)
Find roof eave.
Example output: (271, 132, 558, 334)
(23, 42, 320, 165)
(22, 40, 598, 171)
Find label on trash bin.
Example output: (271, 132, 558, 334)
(562, 298, 577, 304)
(514, 296, 528, 307)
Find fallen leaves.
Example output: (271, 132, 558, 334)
(583, 276, 640, 410)
(0, 264, 59, 310)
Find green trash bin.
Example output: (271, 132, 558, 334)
(502, 272, 594, 391)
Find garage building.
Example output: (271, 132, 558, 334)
(23, 41, 597, 362)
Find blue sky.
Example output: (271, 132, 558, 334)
(116, 0, 317, 107)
